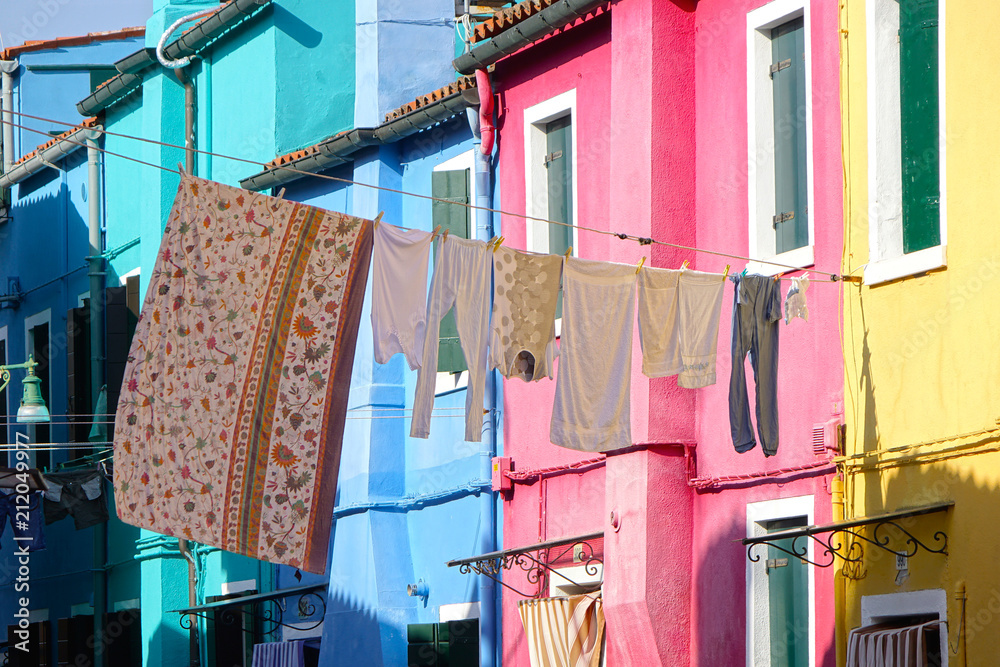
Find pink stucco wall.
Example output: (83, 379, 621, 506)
(493, 0, 842, 664)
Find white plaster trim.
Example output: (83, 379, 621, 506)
(860, 589, 948, 667)
(523, 89, 578, 256)
(548, 563, 604, 598)
(432, 151, 475, 396)
(863, 244, 947, 285)
(220, 579, 256, 596)
(746, 494, 816, 667)
(747, 0, 815, 268)
(440, 602, 481, 622)
(24, 309, 51, 361)
(865, 0, 946, 278)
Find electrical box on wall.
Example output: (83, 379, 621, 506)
(491, 456, 512, 493)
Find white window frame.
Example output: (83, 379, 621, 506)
(864, 0, 947, 286)
(524, 89, 578, 256)
(432, 151, 475, 396)
(119, 266, 141, 286)
(747, 0, 816, 275)
(860, 589, 949, 667)
(746, 494, 816, 667)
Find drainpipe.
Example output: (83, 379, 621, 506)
(1, 59, 16, 213)
(173, 66, 197, 174)
(85, 132, 107, 667)
(469, 71, 498, 667)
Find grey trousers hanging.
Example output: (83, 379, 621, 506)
(729, 274, 782, 456)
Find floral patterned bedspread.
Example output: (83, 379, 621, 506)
(114, 174, 372, 573)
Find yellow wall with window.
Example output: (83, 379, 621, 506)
(840, 0, 1000, 663)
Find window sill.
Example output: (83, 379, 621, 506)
(864, 245, 946, 286)
(748, 244, 814, 276)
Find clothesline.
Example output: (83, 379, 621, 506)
(2, 111, 856, 282)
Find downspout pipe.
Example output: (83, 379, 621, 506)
(452, 0, 607, 75)
(1, 59, 17, 213)
(173, 66, 197, 174)
(85, 132, 107, 667)
(469, 73, 499, 667)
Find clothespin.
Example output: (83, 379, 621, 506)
(442, 229, 450, 243)
(680, 259, 690, 271)
(724, 264, 730, 279)
(564, 246, 573, 258)
(431, 225, 442, 240)
(177, 162, 185, 176)
(373, 211, 384, 230)
(493, 236, 505, 253)
(275, 187, 286, 200)
(774, 271, 784, 282)
(636, 256, 646, 274)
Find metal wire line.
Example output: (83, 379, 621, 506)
(3, 110, 851, 280)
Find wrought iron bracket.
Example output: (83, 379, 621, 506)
(743, 502, 953, 568)
(448, 532, 603, 598)
(174, 584, 326, 638)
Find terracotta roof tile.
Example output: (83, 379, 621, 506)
(13, 117, 100, 167)
(383, 76, 477, 123)
(469, 0, 606, 44)
(0, 27, 144, 61)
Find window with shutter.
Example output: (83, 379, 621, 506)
(524, 90, 577, 258)
(899, 0, 940, 254)
(432, 168, 471, 374)
(407, 619, 479, 666)
(66, 306, 91, 455)
(747, 2, 814, 274)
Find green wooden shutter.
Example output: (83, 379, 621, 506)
(407, 620, 479, 666)
(900, 0, 940, 253)
(771, 17, 809, 255)
(432, 169, 470, 374)
(545, 116, 573, 256)
(766, 518, 809, 667)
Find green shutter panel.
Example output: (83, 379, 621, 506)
(432, 169, 470, 374)
(766, 519, 809, 667)
(900, 0, 940, 254)
(545, 116, 573, 256)
(771, 17, 809, 255)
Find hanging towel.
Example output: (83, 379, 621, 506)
(0, 490, 46, 550)
(411, 236, 492, 442)
(637, 267, 726, 387)
(371, 222, 433, 370)
(251, 640, 306, 667)
(489, 246, 562, 382)
(518, 593, 606, 667)
(784, 274, 810, 324)
(42, 468, 108, 530)
(114, 174, 373, 574)
(550, 257, 636, 452)
(846, 620, 941, 667)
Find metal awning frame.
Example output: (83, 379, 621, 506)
(447, 531, 603, 598)
(171, 583, 326, 637)
(742, 502, 953, 568)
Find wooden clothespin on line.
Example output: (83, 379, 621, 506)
(564, 246, 573, 258)
(176, 162, 186, 177)
(680, 259, 690, 271)
(430, 225, 442, 240)
(492, 236, 505, 253)
(373, 211, 384, 230)
(442, 228, 450, 243)
(635, 256, 646, 274)
(275, 187, 286, 200)
(723, 264, 730, 279)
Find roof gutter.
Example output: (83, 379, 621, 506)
(0, 125, 100, 189)
(240, 87, 480, 191)
(77, 0, 272, 116)
(452, 0, 607, 75)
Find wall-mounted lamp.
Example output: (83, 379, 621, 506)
(0, 355, 50, 423)
(407, 580, 429, 600)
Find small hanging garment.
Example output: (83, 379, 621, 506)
(729, 273, 782, 456)
(371, 222, 433, 370)
(43, 468, 108, 530)
(114, 174, 373, 573)
(637, 267, 726, 387)
(0, 490, 46, 550)
(784, 274, 810, 324)
(518, 593, 606, 667)
(550, 257, 637, 452)
(489, 246, 563, 382)
(411, 236, 492, 442)
(251, 639, 306, 667)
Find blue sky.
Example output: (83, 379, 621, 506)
(1, 0, 153, 49)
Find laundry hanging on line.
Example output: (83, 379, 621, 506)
(114, 174, 373, 574)
(43, 467, 109, 530)
(0, 490, 46, 551)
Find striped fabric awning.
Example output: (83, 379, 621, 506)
(518, 593, 605, 667)
(846, 619, 945, 667)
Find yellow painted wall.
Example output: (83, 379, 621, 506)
(841, 0, 1000, 663)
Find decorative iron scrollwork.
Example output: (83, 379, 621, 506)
(743, 502, 952, 568)
(449, 532, 604, 598)
(175, 586, 326, 637)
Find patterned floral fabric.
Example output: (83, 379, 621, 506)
(114, 174, 373, 573)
